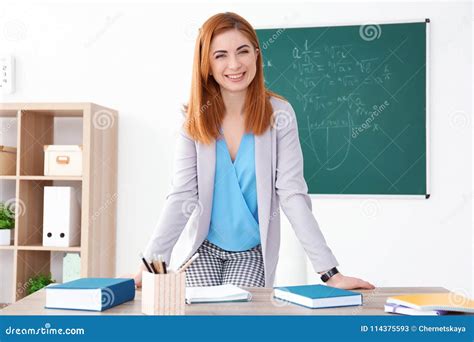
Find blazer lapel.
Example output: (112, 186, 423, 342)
(195, 139, 216, 244)
(255, 128, 272, 249)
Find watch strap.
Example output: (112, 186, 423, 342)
(320, 267, 339, 282)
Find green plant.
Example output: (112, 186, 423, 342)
(27, 274, 55, 295)
(0, 203, 15, 229)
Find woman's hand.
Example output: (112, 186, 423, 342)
(119, 264, 147, 288)
(325, 273, 375, 290)
(132, 268, 143, 288)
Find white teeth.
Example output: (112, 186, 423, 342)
(226, 73, 244, 79)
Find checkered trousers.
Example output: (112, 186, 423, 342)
(183, 239, 265, 287)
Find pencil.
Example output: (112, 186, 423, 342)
(152, 253, 163, 274)
(177, 253, 199, 273)
(149, 261, 158, 274)
(159, 255, 167, 274)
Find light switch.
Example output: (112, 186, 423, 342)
(0, 56, 15, 94)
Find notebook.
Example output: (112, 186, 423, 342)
(386, 293, 474, 314)
(273, 284, 362, 309)
(45, 278, 135, 311)
(384, 302, 448, 316)
(185, 284, 252, 304)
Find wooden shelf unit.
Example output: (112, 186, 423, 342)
(0, 103, 118, 303)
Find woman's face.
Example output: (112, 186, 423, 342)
(209, 29, 258, 95)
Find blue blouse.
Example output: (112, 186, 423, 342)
(206, 129, 260, 251)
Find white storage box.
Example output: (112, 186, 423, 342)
(44, 145, 82, 176)
(43, 186, 81, 247)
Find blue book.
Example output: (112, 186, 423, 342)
(384, 303, 448, 316)
(45, 278, 135, 312)
(273, 284, 362, 309)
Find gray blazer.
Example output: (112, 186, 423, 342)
(144, 96, 339, 286)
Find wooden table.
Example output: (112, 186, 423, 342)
(0, 287, 454, 315)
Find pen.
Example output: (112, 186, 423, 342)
(139, 252, 153, 273)
(177, 253, 199, 273)
(159, 255, 167, 274)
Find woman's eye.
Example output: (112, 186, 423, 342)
(239, 50, 249, 54)
(215, 55, 225, 59)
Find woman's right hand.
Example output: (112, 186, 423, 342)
(132, 264, 148, 288)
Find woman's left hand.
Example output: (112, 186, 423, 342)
(325, 273, 375, 290)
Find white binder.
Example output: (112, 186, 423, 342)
(43, 186, 81, 247)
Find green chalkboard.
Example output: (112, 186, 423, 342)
(257, 21, 428, 195)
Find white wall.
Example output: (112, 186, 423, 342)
(0, 0, 472, 298)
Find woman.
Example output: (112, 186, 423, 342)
(134, 12, 374, 290)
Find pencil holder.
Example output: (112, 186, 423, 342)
(141, 271, 186, 315)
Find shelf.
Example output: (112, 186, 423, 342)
(0, 176, 17, 180)
(0, 176, 83, 181)
(0, 102, 118, 303)
(17, 244, 81, 252)
(0, 103, 116, 117)
(0, 109, 17, 117)
(19, 176, 82, 181)
(0, 103, 96, 117)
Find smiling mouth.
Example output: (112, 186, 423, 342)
(225, 72, 246, 81)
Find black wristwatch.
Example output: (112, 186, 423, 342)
(320, 267, 339, 282)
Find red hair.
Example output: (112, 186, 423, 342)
(183, 12, 284, 144)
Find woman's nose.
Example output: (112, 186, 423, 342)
(228, 54, 242, 70)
